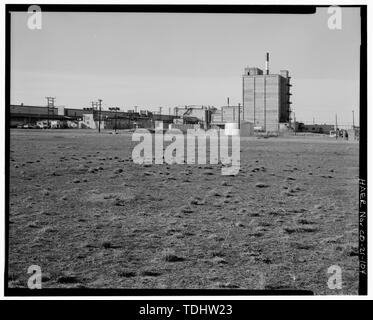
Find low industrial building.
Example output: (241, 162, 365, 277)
(10, 104, 179, 130)
(210, 105, 242, 127)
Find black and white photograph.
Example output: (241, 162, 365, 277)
(4, 3, 367, 298)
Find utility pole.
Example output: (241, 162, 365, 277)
(227, 97, 230, 107)
(294, 112, 296, 135)
(264, 76, 267, 132)
(237, 103, 241, 129)
(109, 107, 120, 132)
(115, 108, 118, 132)
(46, 97, 56, 128)
(335, 114, 338, 140)
(352, 110, 355, 129)
(98, 99, 102, 133)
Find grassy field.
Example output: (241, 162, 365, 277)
(8, 129, 359, 294)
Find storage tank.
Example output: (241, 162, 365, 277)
(224, 123, 240, 136)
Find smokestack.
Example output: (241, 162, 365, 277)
(265, 52, 269, 75)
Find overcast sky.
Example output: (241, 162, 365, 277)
(11, 7, 361, 125)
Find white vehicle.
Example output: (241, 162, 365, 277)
(36, 121, 48, 129)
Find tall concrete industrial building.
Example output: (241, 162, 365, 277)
(242, 53, 291, 132)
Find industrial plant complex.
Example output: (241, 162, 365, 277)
(9, 54, 295, 134)
(9, 53, 357, 138)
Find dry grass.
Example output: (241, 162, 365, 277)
(8, 130, 359, 294)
